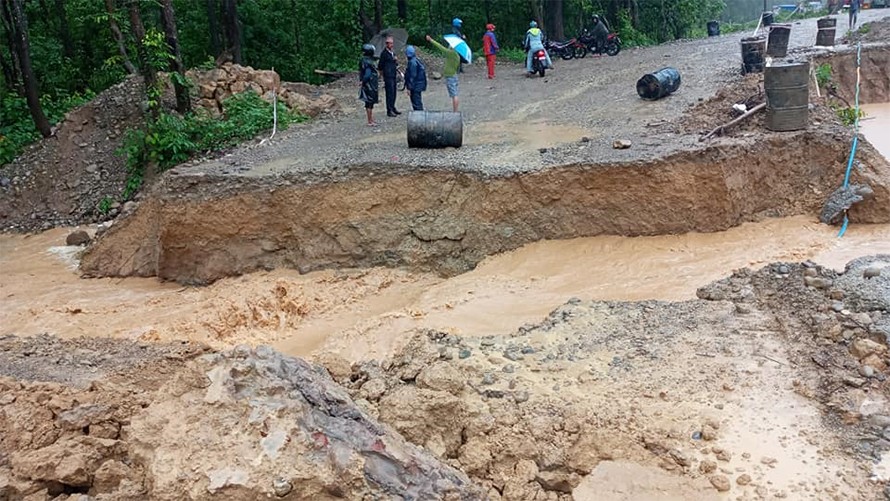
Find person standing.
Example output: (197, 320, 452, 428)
(358, 44, 379, 126)
(425, 35, 460, 112)
(523, 21, 552, 75)
(482, 24, 499, 79)
(452, 18, 466, 73)
(377, 36, 400, 117)
(404, 45, 427, 111)
(849, 0, 860, 30)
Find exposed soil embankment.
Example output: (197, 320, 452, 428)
(80, 131, 890, 284)
(814, 44, 890, 105)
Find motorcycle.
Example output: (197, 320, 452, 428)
(544, 38, 585, 60)
(529, 48, 548, 77)
(580, 29, 622, 57)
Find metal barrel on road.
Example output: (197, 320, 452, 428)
(407, 111, 463, 148)
(765, 61, 810, 132)
(816, 17, 837, 46)
(707, 20, 720, 37)
(762, 11, 775, 27)
(767, 24, 792, 58)
(636, 67, 682, 100)
(741, 36, 767, 74)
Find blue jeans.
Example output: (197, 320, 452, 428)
(409, 90, 423, 111)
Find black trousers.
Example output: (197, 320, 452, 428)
(384, 77, 397, 113)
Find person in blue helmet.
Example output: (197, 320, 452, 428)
(452, 17, 466, 73)
(403, 45, 427, 111)
(523, 20, 552, 75)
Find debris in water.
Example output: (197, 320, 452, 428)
(820, 184, 874, 224)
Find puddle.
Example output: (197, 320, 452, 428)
(860, 102, 890, 160)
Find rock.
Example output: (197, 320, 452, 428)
(715, 449, 731, 462)
(869, 414, 890, 428)
(612, 139, 632, 149)
(480, 373, 495, 385)
(272, 477, 292, 497)
(57, 403, 111, 430)
(699, 460, 717, 473)
(851, 312, 874, 326)
(701, 424, 718, 441)
(535, 470, 581, 493)
(669, 449, 691, 467)
(431, 71, 443, 80)
(736, 473, 752, 486)
(844, 376, 867, 388)
(735, 303, 752, 314)
(122, 201, 137, 213)
(416, 362, 465, 394)
(830, 289, 845, 300)
(850, 338, 886, 360)
(709, 474, 731, 492)
(359, 378, 387, 401)
(66, 230, 91, 246)
(777, 264, 791, 274)
(861, 365, 877, 378)
(864, 266, 883, 279)
(459, 348, 472, 359)
(513, 390, 530, 403)
(92, 460, 131, 493)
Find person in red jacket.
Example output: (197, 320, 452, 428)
(482, 23, 499, 79)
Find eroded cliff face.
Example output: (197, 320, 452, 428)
(80, 130, 890, 284)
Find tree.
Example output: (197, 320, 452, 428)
(222, 0, 241, 64)
(159, 0, 189, 113)
(207, 0, 221, 56)
(54, 0, 75, 59)
(546, 0, 565, 40)
(104, 0, 137, 74)
(127, 0, 157, 115)
(9, 0, 51, 137)
(0, 0, 21, 92)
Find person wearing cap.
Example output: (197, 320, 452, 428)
(523, 20, 552, 74)
(482, 24, 499, 79)
(404, 45, 427, 111)
(358, 43, 380, 126)
(452, 18, 466, 73)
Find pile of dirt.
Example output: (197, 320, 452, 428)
(842, 15, 890, 44)
(0, 338, 482, 500)
(0, 69, 340, 234)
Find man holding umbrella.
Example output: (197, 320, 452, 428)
(378, 36, 401, 117)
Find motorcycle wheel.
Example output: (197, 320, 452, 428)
(574, 46, 587, 59)
(606, 42, 621, 56)
(539, 67, 545, 77)
(559, 49, 574, 60)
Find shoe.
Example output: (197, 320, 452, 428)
(394, 110, 402, 115)
(387, 112, 397, 117)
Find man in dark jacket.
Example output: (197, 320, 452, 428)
(377, 36, 400, 117)
(403, 45, 427, 111)
(590, 15, 609, 55)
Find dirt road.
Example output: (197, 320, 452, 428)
(192, 12, 889, 177)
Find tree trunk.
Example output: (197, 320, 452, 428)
(291, 0, 300, 52)
(10, 0, 51, 137)
(160, 0, 189, 113)
(54, 0, 75, 59)
(397, 0, 406, 22)
(104, 0, 137, 74)
(549, 0, 565, 40)
(223, 0, 241, 64)
(373, 0, 383, 33)
(530, 0, 542, 29)
(1, 0, 21, 91)
(357, 0, 376, 41)
(207, 0, 221, 56)
(128, 0, 158, 116)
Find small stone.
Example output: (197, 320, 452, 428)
(481, 373, 495, 385)
(503, 364, 515, 373)
(831, 302, 845, 312)
(709, 474, 731, 492)
(804, 268, 819, 277)
(272, 477, 292, 497)
(580, 136, 590, 142)
(513, 390, 529, 403)
(458, 348, 472, 359)
(760, 456, 777, 466)
(850, 338, 886, 360)
(538, 147, 548, 154)
(700, 460, 717, 474)
(736, 473, 752, 486)
(480, 338, 496, 347)
(0, 177, 10, 187)
(715, 449, 732, 462)
(483, 389, 505, 399)
(66, 230, 91, 246)
(864, 266, 882, 279)
(670, 449, 691, 467)
(735, 303, 752, 314)
(521, 346, 535, 354)
(504, 351, 524, 361)
(777, 264, 791, 274)
(612, 139, 632, 149)
(85, 164, 99, 174)
(702, 425, 718, 441)
(844, 376, 866, 388)
(860, 365, 876, 378)
(830, 290, 845, 300)
(869, 415, 890, 428)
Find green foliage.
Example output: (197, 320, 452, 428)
(833, 106, 865, 127)
(615, 9, 654, 48)
(816, 63, 832, 88)
(498, 47, 527, 63)
(857, 23, 871, 35)
(119, 90, 305, 199)
(97, 196, 113, 215)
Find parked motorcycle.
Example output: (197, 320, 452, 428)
(579, 29, 622, 57)
(544, 38, 585, 60)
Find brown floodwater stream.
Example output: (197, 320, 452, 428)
(2, 216, 889, 363)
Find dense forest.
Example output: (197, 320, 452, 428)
(1, 0, 746, 167)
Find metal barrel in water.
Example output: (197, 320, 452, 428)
(407, 111, 463, 148)
(765, 61, 810, 132)
(740, 36, 766, 74)
(767, 24, 792, 58)
(816, 17, 836, 46)
(636, 67, 681, 100)
(707, 20, 720, 37)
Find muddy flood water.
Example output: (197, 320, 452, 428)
(2, 215, 889, 363)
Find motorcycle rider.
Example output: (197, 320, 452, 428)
(590, 15, 610, 55)
(523, 21, 552, 75)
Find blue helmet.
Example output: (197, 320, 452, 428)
(405, 45, 416, 58)
(362, 43, 375, 56)
(529, 20, 538, 28)
(453, 18, 462, 27)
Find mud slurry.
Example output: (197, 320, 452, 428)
(2, 256, 888, 500)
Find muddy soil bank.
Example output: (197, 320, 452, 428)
(2, 256, 889, 500)
(80, 129, 890, 284)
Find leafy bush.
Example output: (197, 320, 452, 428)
(616, 10, 655, 48)
(119, 90, 305, 199)
(816, 63, 833, 89)
(499, 47, 528, 63)
(833, 105, 865, 126)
